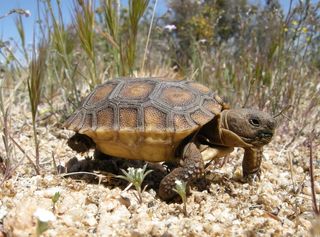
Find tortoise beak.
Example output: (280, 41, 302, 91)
(259, 131, 273, 139)
(257, 130, 274, 144)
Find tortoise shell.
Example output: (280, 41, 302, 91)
(64, 78, 225, 161)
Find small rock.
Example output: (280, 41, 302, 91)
(205, 223, 223, 234)
(103, 198, 119, 212)
(296, 197, 312, 213)
(302, 186, 312, 196)
(119, 195, 131, 208)
(62, 215, 74, 227)
(130, 230, 144, 237)
(204, 213, 215, 222)
(257, 193, 282, 211)
(277, 172, 292, 188)
(35, 187, 62, 198)
(295, 166, 304, 174)
(84, 214, 97, 227)
(310, 217, 320, 237)
(315, 182, 320, 194)
(259, 181, 274, 193)
(68, 208, 84, 222)
(161, 231, 174, 237)
(0, 208, 7, 220)
(296, 216, 312, 230)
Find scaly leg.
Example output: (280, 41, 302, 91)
(242, 147, 263, 181)
(159, 142, 204, 201)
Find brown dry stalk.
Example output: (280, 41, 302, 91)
(9, 135, 40, 175)
(0, 8, 30, 19)
(273, 105, 293, 119)
(308, 138, 319, 215)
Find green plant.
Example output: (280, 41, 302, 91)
(51, 192, 60, 213)
(15, 15, 29, 63)
(126, 0, 149, 74)
(0, 63, 40, 180)
(0, 90, 12, 185)
(73, 0, 98, 88)
(44, 0, 80, 109)
(117, 164, 153, 203)
(33, 208, 56, 237)
(102, 0, 150, 76)
(102, 0, 121, 75)
(173, 179, 188, 216)
(27, 39, 48, 174)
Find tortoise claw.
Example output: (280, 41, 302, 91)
(243, 169, 261, 183)
(159, 142, 204, 201)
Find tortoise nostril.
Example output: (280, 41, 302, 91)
(267, 119, 276, 130)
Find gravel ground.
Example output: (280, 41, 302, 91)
(0, 101, 319, 237)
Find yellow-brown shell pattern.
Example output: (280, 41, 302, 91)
(63, 77, 224, 134)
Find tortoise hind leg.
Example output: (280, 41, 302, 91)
(94, 149, 112, 160)
(159, 142, 204, 201)
(65, 149, 120, 174)
(65, 135, 120, 174)
(67, 133, 95, 153)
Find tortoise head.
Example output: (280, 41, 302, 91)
(220, 109, 276, 147)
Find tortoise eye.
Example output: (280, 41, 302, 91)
(249, 118, 260, 127)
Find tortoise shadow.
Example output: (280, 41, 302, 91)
(60, 156, 168, 191)
(60, 155, 224, 202)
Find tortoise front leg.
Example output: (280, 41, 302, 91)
(242, 147, 263, 181)
(158, 142, 204, 201)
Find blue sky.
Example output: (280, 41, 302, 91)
(0, 0, 316, 58)
(0, 0, 167, 47)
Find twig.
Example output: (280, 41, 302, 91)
(273, 105, 292, 118)
(308, 138, 319, 215)
(141, 0, 158, 72)
(0, 150, 27, 186)
(288, 152, 296, 193)
(60, 171, 105, 180)
(51, 152, 58, 174)
(242, 78, 255, 108)
(9, 135, 40, 175)
(123, 182, 133, 192)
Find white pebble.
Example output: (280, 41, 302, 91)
(33, 208, 56, 222)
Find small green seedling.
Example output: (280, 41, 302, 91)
(36, 220, 49, 237)
(51, 192, 60, 213)
(117, 164, 153, 203)
(173, 179, 188, 216)
(33, 208, 56, 237)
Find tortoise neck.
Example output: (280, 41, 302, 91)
(220, 110, 230, 130)
(198, 112, 227, 147)
(217, 110, 253, 148)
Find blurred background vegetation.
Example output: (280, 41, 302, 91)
(0, 0, 319, 131)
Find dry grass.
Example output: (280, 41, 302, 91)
(27, 39, 48, 173)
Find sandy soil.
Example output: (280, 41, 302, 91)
(0, 101, 319, 237)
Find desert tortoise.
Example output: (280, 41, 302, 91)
(64, 77, 276, 200)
